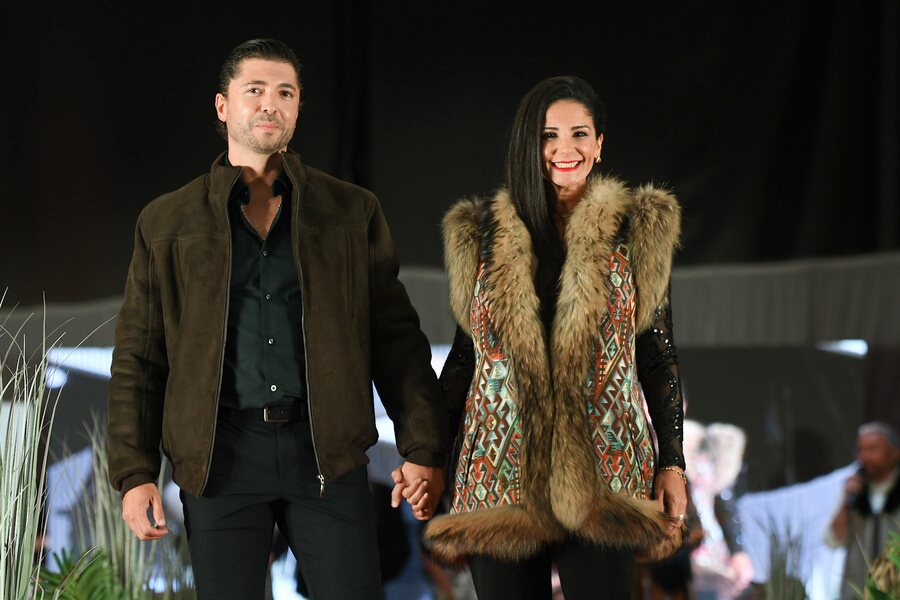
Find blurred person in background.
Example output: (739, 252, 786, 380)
(682, 420, 754, 600)
(827, 422, 900, 600)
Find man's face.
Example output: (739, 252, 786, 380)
(215, 58, 301, 156)
(856, 432, 900, 481)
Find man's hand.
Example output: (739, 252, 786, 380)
(829, 471, 864, 542)
(122, 482, 169, 540)
(390, 462, 444, 521)
(844, 472, 864, 503)
(655, 468, 688, 531)
(729, 550, 755, 592)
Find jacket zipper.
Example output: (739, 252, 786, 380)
(288, 172, 326, 497)
(200, 170, 241, 495)
(301, 279, 325, 497)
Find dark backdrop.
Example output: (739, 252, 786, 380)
(1, 1, 897, 304)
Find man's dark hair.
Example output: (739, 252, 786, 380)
(216, 38, 304, 138)
(505, 76, 606, 326)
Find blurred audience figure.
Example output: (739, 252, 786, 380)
(826, 422, 900, 600)
(683, 420, 754, 599)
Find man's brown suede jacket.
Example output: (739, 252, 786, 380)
(108, 151, 447, 497)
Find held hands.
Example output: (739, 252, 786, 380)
(390, 461, 444, 521)
(654, 467, 688, 532)
(122, 482, 169, 540)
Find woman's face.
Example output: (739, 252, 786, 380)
(541, 100, 603, 196)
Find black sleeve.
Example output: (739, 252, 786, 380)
(440, 326, 476, 441)
(635, 288, 686, 470)
(438, 326, 476, 487)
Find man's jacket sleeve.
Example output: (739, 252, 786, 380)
(107, 213, 169, 495)
(367, 197, 449, 467)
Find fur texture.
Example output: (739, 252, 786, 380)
(442, 197, 484, 335)
(630, 184, 682, 331)
(428, 176, 682, 563)
(550, 177, 631, 530)
(424, 506, 564, 563)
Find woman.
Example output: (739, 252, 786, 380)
(423, 76, 688, 599)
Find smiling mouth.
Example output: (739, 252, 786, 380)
(552, 160, 582, 171)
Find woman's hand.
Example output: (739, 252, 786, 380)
(654, 468, 688, 531)
(390, 462, 445, 521)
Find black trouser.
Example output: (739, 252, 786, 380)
(468, 537, 634, 600)
(180, 413, 382, 600)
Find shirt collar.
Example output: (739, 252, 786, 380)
(224, 154, 293, 205)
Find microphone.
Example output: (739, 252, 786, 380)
(845, 467, 865, 509)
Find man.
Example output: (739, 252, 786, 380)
(108, 39, 446, 599)
(827, 422, 900, 599)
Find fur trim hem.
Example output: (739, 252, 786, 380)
(576, 489, 684, 561)
(423, 505, 565, 564)
(422, 495, 683, 564)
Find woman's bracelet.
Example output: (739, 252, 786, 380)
(659, 465, 687, 484)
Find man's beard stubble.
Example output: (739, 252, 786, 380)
(230, 116, 294, 155)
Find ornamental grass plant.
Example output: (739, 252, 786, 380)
(864, 531, 900, 600)
(742, 516, 809, 600)
(764, 523, 808, 600)
(35, 413, 193, 599)
(54, 414, 193, 599)
(0, 294, 65, 599)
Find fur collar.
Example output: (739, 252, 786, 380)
(442, 176, 681, 339)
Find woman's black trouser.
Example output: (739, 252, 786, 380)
(468, 537, 634, 600)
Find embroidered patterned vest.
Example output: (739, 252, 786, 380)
(451, 240, 656, 514)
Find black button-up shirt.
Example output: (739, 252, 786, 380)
(220, 168, 306, 409)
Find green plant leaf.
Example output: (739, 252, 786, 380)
(865, 587, 891, 600)
(39, 546, 138, 600)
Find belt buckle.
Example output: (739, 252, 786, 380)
(263, 406, 290, 423)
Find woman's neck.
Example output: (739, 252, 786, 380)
(552, 181, 588, 221)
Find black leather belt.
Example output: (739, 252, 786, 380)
(220, 403, 307, 423)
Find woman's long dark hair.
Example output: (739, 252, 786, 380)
(506, 76, 606, 328)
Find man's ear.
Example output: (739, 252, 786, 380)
(215, 93, 228, 124)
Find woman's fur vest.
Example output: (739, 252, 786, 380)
(423, 176, 684, 563)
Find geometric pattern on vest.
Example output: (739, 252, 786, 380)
(452, 263, 522, 512)
(586, 242, 656, 500)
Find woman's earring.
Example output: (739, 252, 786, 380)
(594, 155, 602, 164)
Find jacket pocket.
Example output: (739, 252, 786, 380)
(299, 225, 367, 322)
